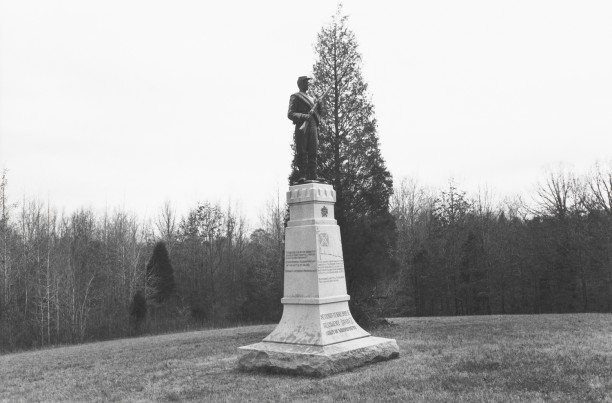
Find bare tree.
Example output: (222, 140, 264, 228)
(584, 162, 612, 214)
(533, 168, 581, 218)
(391, 177, 431, 236)
(390, 177, 433, 316)
(0, 170, 12, 314)
(155, 201, 177, 251)
(258, 189, 285, 258)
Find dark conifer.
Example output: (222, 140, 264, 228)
(146, 241, 176, 304)
(294, 7, 396, 326)
(129, 290, 147, 322)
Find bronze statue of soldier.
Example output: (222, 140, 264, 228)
(288, 76, 324, 183)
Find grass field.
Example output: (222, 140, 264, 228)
(1, 314, 611, 402)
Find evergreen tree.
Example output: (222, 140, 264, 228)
(146, 241, 176, 304)
(297, 7, 395, 324)
(129, 290, 147, 324)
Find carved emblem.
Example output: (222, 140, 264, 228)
(319, 233, 329, 247)
(321, 206, 328, 217)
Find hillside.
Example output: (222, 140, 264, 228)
(1, 314, 611, 402)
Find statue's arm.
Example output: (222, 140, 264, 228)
(288, 94, 309, 124)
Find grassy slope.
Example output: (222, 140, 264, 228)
(1, 314, 611, 402)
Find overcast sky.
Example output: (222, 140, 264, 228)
(1, 1, 611, 225)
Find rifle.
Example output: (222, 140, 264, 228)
(299, 86, 332, 133)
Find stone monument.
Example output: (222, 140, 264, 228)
(238, 182, 399, 376)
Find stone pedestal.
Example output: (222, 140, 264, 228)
(238, 182, 399, 376)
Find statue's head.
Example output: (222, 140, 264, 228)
(297, 76, 311, 92)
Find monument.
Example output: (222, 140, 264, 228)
(238, 182, 399, 376)
(238, 75, 398, 376)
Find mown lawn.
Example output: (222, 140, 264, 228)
(1, 314, 611, 402)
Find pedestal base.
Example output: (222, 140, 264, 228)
(238, 183, 399, 376)
(238, 336, 399, 377)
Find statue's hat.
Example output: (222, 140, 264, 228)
(297, 76, 312, 85)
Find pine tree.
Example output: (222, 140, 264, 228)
(146, 241, 176, 304)
(296, 7, 396, 324)
(129, 290, 147, 323)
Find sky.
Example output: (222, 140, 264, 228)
(1, 1, 611, 226)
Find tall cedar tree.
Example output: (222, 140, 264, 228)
(146, 241, 176, 304)
(291, 8, 396, 320)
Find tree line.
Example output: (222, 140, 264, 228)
(0, 170, 286, 352)
(388, 166, 612, 318)
(2, 163, 611, 353)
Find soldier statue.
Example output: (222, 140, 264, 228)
(288, 76, 324, 183)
